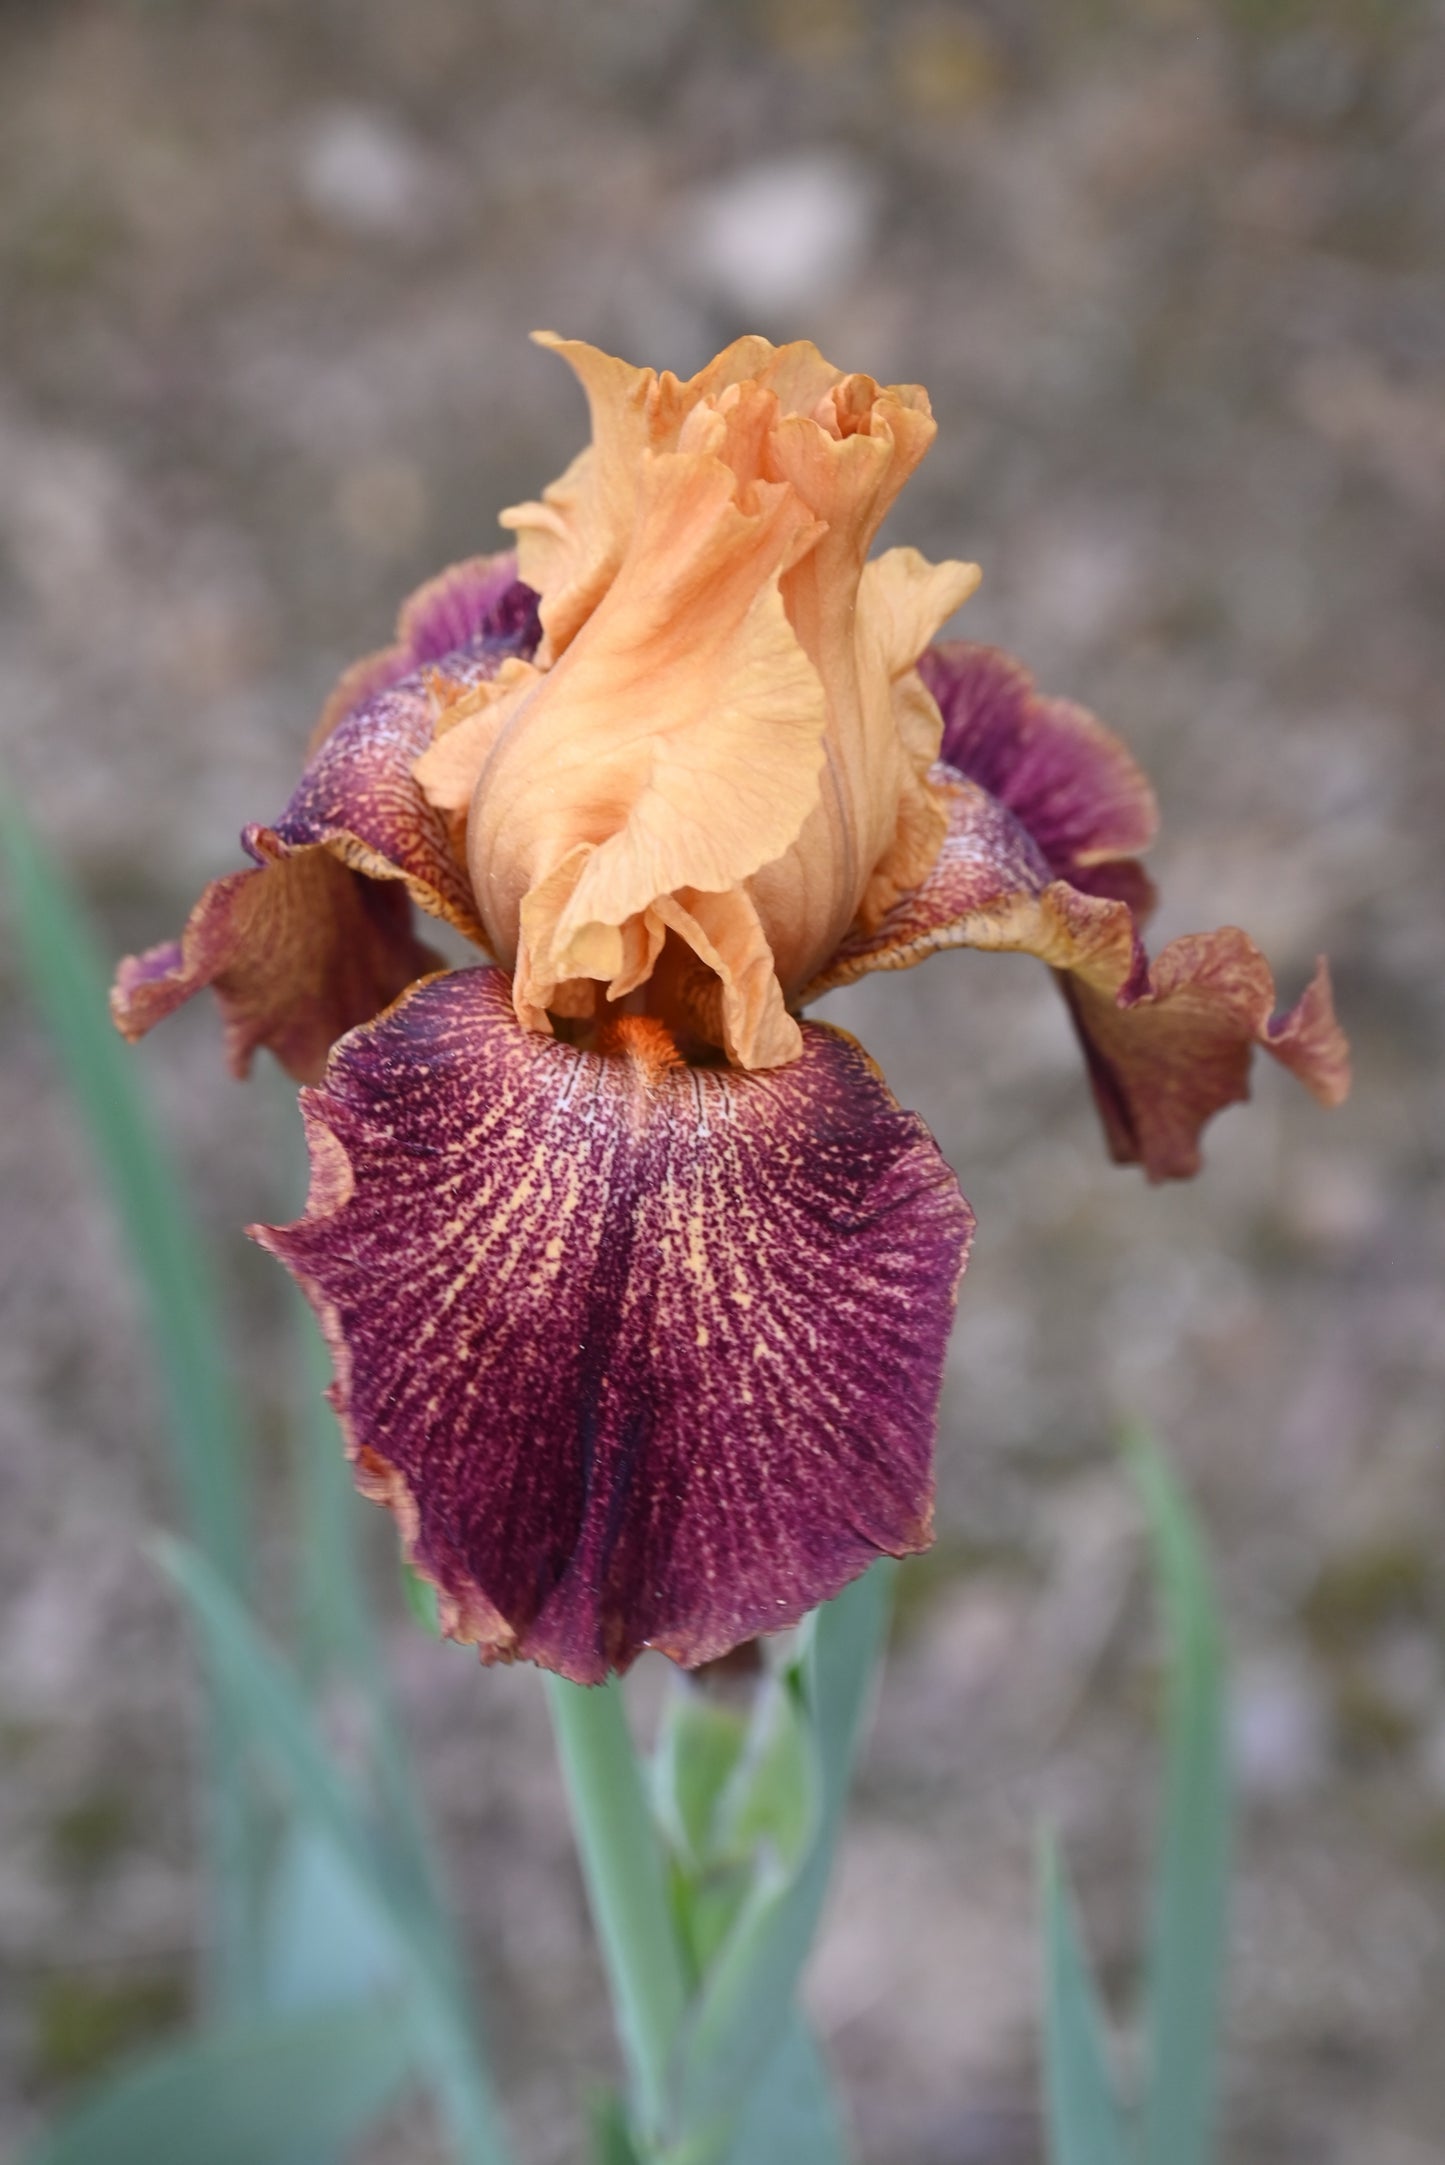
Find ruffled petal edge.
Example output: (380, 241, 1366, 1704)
(805, 766, 1350, 1180)
(253, 967, 974, 1678)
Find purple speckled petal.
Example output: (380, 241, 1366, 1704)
(807, 768, 1350, 1180)
(918, 641, 1158, 906)
(396, 554, 541, 671)
(263, 685, 481, 940)
(273, 556, 541, 940)
(254, 968, 974, 1682)
(112, 556, 541, 1079)
(310, 551, 538, 747)
(804, 768, 1057, 994)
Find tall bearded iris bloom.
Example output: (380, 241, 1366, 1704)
(113, 335, 1349, 1682)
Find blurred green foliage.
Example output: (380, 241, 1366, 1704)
(31, 1975, 189, 2092)
(1042, 1439, 1231, 2165)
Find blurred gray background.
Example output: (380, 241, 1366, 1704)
(1, 1, 1442, 2159)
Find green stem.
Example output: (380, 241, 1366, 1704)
(545, 1675, 689, 2143)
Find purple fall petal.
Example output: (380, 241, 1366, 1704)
(919, 640, 1158, 902)
(255, 968, 975, 1681)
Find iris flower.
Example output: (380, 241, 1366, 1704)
(113, 335, 1349, 1682)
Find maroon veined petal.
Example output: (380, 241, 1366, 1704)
(112, 557, 542, 1079)
(265, 679, 482, 940)
(806, 768, 1350, 1181)
(111, 838, 442, 1082)
(1062, 945, 1347, 1179)
(253, 968, 975, 1683)
(918, 641, 1159, 905)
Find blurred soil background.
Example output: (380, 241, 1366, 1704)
(2, 0, 1443, 2159)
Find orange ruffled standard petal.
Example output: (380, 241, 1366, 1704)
(754, 542, 981, 996)
(425, 334, 979, 1067)
(500, 332, 849, 664)
(474, 437, 826, 1066)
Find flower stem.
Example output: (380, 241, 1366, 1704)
(545, 1674, 690, 2144)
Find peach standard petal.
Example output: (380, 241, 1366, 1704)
(469, 432, 830, 1065)
(500, 332, 856, 663)
(752, 544, 981, 993)
(468, 335, 980, 1063)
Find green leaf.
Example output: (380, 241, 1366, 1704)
(154, 1540, 398, 1911)
(806, 1558, 897, 1804)
(0, 793, 260, 2010)
(0, 796, 250, 1592)
(677, 1564, 892, 2137)
(712, 1672, 818, 1878)
(400, 1559, 443, 1638)
(654, 1669, 825, 1988)
(654, 1671, 817, 1886)
(22, 1997, 414, 2165)
(546, 1675, 690, 2142)
(286, 1294, 450, 1950)
(155, 1539, 515, 2165)
(588, 2088, 644, 2165)
(263, 1825, 405, 2013)
(1128, 1435, 1230, 2165)
(651, 1684, 751, 1871)
(261, 1827, 412, 2165)
(719, 2009, 849, 2165)
(290, 1303, 374, 1691)
(672, 1861, 754, 1983)
(1039, 1836, 1130, 2165)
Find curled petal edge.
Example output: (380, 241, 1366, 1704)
(805, 767, 1350, 1181)
(110, 835, 443, 1083)
(112, 561, 543, 1077)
